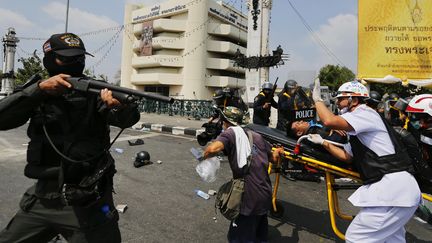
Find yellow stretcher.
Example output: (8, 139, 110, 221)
(245, 123, 432, 241)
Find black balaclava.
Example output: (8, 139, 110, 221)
(43, 52, 85, 77)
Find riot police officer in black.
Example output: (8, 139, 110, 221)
(366, 90, 382, 110)
(0, 33, 140, 243)
(276, 80, 298, 131)
(253, 82, 278, 126)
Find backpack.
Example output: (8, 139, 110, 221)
(214, 130, 253, 221)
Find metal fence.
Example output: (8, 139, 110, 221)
(137, 99, 214, 120)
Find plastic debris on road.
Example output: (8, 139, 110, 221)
(208, 189, 217, 196)
(116, 204, 128, 213)
(113, 148, 124, 154)
(195, 189, 210, 200)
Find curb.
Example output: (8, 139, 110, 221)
(132, 122, 204, 137)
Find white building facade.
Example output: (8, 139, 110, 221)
(121, 0, 247, 100)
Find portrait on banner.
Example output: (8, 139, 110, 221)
(140, 21, 153, 56)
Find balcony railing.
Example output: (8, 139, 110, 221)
(138, 99, 214, 120)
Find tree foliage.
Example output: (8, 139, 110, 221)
(15, 57, 46, 84)
(15, 55, 49, 86)
(317, 64, 429, 97)
(368, 82, 427, 98)
(318, 64, 355, 92)
(83, 69, 109, 82)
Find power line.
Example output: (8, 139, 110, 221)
(287, 0, 345, 66)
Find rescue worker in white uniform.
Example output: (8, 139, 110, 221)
(309, 79, 421, 242)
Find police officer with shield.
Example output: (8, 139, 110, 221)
(0, 33, 140, 242)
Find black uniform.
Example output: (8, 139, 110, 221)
(253, 92, 277, 126)
(276, 92, 296, 131)
(277, 89, 313, 131)
(212, 96, 249, 119)
(395, 127, 432, 194)
(0, 80, 140, 242)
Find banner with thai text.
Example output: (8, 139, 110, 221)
(358, 0, 432, 79)
(140, 21, 153, 56)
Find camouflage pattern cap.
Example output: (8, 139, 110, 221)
(221, 106, 244, 126)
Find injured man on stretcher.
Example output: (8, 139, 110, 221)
(286, 119, 348, 144)
(245, 119, 352, 170)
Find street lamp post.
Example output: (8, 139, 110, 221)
(65, 0, 70, 32)
(0, 28, 19, 99)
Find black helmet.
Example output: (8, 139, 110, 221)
(393, 98, 408, 112)
(389, 93, 399, 101)
(262, 82, 273, 91)
(134, 151, 151, 168)
(213, 89, 225, 100)
(368, 90, 381, 103)
(284, 80, 298, 90)
(222, 87, 234, 96)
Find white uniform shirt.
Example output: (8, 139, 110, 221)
(341, 104, 421, 207)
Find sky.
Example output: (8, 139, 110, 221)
(0, 0, 357, 86)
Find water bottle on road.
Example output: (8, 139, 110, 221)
(195, 189, 210, 200)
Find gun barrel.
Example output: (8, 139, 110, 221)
(67, 77, 174, 103)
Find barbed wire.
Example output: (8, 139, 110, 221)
(15, 0, 244, 56)
(91, 27, 123, 54)
(12, 0, 246, 75)
(16, 36, 46, 41)
(88, 26, 123, 70)
(137, 0, 244, 63)
(17, 46, 39, 57)
(123, 23, 136, 43)
(79, 25, 124, 37)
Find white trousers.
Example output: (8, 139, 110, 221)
(345, 206, 418, 243)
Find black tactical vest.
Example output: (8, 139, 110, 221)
(25, 91, 110, 182)
(349, 116, 414, 185)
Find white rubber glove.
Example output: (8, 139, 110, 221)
(307, 134, 324, 145)
(312, 78, 323, 102)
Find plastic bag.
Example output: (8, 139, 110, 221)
(195, 157, 220, 183)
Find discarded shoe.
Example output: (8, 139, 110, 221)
(128, 139, 144, 146)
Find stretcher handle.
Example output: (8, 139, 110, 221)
(297, 134, 346, 147)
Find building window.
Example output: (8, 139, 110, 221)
(144, 85, 169, 96)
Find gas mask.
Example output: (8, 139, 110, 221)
(410, 120, 421, 130)
(43, 53, 85, 77)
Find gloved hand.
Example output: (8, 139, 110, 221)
(312, 78, 323, 102)
(307, 134, 324, 145)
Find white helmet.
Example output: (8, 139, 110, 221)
(336, 81, 369, 98)
(405, 94, 432, 116)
